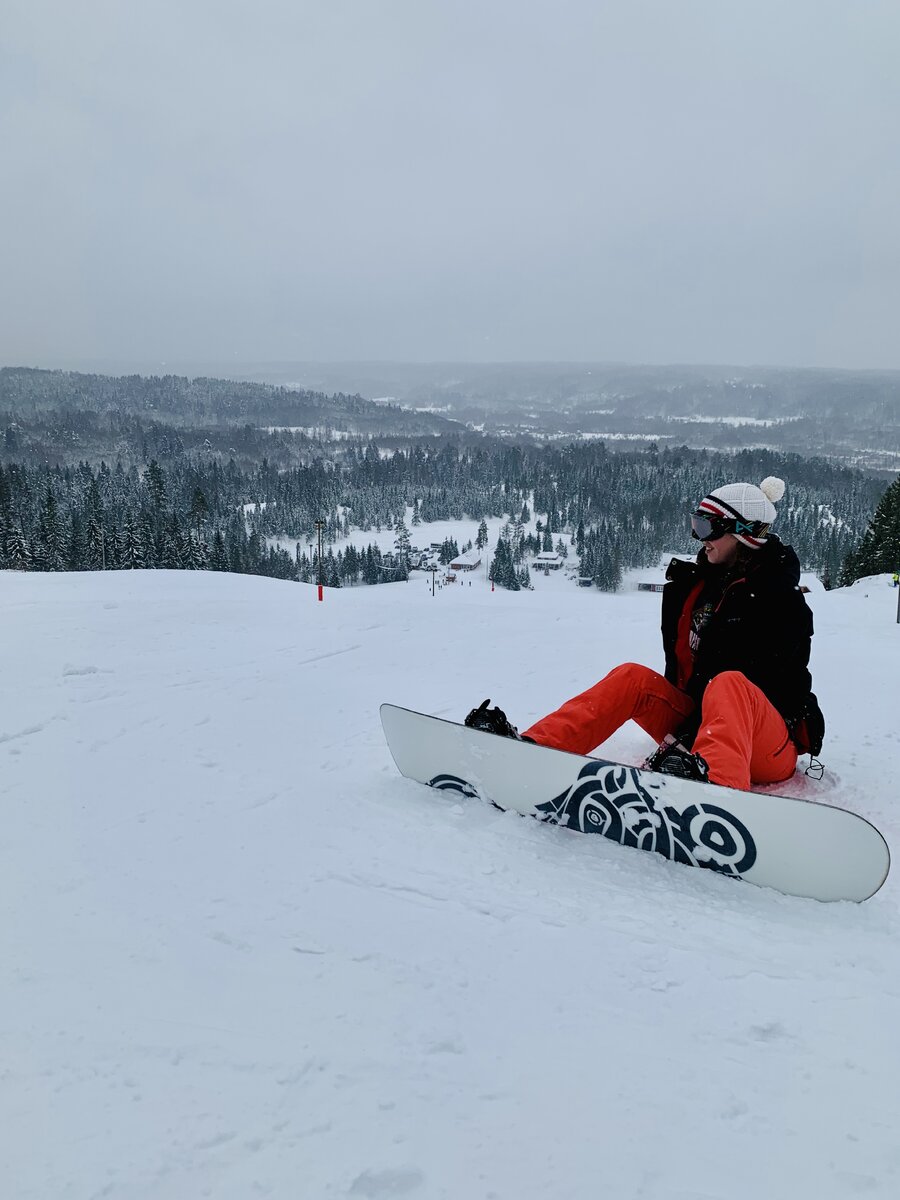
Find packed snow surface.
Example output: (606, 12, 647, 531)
(3, 563, 900, 1199)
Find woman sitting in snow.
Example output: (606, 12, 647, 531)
(466, 477, 824, 792)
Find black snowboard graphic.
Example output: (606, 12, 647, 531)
(431, 759, 757, 876)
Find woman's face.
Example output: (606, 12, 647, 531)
(703, 531, 742, 567)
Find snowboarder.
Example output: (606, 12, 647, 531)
(466, 477, 824, 792)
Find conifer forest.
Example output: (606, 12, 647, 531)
(0, 367, 896, 591)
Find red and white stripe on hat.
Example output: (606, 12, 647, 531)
(697, 497, 768, 549)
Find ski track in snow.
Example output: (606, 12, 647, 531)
(1, 563, 899, 1199)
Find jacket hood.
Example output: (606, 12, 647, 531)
(754, 536, 801, 587)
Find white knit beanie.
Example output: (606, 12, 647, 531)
(697, 477, 785, 549)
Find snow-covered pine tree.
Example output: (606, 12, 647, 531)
(393, 516, 411, 571)
(839, 475, 900, 585)
(118, 515, 145, 569)
(85, 518, 106, 570)
(5, 523, 29, 570)
(209, 530, 229, 572)
(36, 486, 67, 571)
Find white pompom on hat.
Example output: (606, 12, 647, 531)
(696, 476, 785, 549)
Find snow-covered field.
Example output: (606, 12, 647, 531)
(3, 558, 900, 1199)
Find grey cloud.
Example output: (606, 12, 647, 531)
(2, 0, 899, 369)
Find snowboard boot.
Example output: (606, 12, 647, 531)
(464, 699, 521, 740)
(644, 734, 710, 783)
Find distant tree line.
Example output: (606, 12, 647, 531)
(0, 437, 890, 592)
(0, 455, 466, 588)
(0, 458, 299, 580)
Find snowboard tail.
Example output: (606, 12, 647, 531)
(381, 704, 890, 903)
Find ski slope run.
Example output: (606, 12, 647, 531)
(2, 566, 899, 1199)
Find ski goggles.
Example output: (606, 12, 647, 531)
(690, 511, 765, 542)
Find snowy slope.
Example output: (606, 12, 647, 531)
(2, 565, 900, 1200)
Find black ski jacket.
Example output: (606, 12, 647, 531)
(661, 536, 819, 743)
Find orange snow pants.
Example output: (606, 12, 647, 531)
(522, 662, 798, 791)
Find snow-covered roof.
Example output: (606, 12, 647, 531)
(450, 548, 482, 566)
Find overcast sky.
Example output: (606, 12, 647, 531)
(2, 0, 899, 371)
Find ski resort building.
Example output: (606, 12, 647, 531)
(531, 551, 563, 571)
(449, 548, 482, 572)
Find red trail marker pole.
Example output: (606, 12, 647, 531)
(315, 519, 325, 602)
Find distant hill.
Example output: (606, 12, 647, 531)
(4, 361, 900, 472)
(0, 365, 463, 430)
(222, 360, 900, 471)
(0, 367, 466, 467)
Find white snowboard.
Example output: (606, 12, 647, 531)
(380, 704, 890, 903)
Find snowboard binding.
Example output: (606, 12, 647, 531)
(464, 699, 521, 740)
(644, 734, 710, 783)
